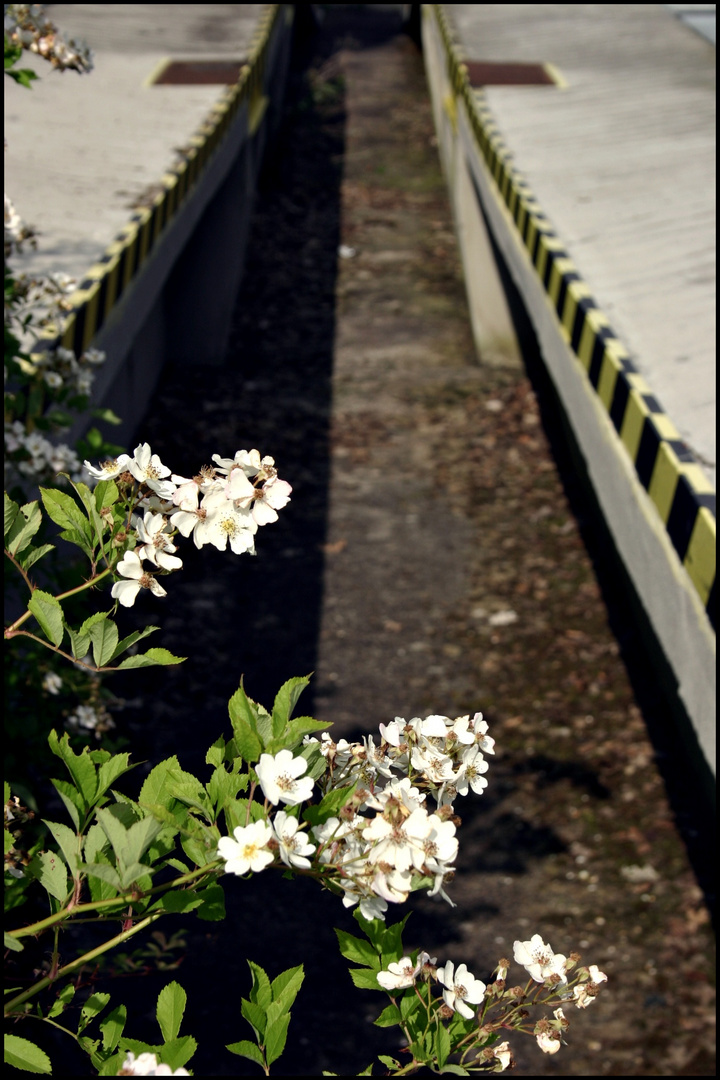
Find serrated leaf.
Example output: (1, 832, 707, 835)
(47, 983, 75, 1018)
(58, 526, 94, 558)
(436, 1019, 451, 1070)
(205, 736, 226, 768)
(40, 486, 88, 533)
(157, 982, 186, 1044)
(80, 860, 123, 893)
(51, 778, 82, 830)
(96, 753, 135, 801)
(240, 998, 267, 1039)
(226, 1039, 265, 1066)
(149, 891, 203, 915)
(195, 882, 225, 921)
(271, 675, 311, 738)
(110, 625, 158, 661)
(207, 766, 246, 813)
(228, 682, 259, 734)
(438, 1066, 470, 1076)
(80, 992, 111, 1031)
(115, 648, 186, 670)
(100, 1004, 127, 1052)
(28, 849, 68, 902)
(139, 757, 184, 811)
(334, 929, 380, 968)
(303, 782, 358, 827)
(6, 500, 42, 556)
(270, 965, 304, 1013)
(349, 967, 386, 991)
(374, 1003, 402, 1028)
(4, 1034, 52, 1074)
(4, 932, 24, 953)
(231, 717, 262, 764)
(17, 543, 55, 572)
(157, 1036, 196, 1072)
(43, 820, 81, 875)
(265, 1012, 291, 1066)
(4, 493, 19, 539)
(27, 590, 64, 647)
(248, 960, 272, 1009)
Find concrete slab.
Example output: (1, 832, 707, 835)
(5, 4, 265, 283)
(446, 3, 716, 489)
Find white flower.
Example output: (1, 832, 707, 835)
(454, 745, 490, 797)
(111, 550, 168, 608)
(436, 960, 486, 1019)
(218, 820, 274, 876)
(194, 489, 256, 554)
(134, 512, 183, 570)
(535, 1031, 561, 1054)
(42, 671, 62, 695)
(126, 443, 176, 499)
(407, 811, 458, 873)
(228, 471, 292, 526)
(490, 1041, 514, 1071)
(377, 956, 419, 991)
(272, 810, 316, 869)
(513, 935, 568, 984)
(118, 1050, 189, 1075)
(378, 718, 405, 746)
(410, 741, 456, 786)
(256, 750, 315, 806)
(573, 965, 607, 1008)
(66, 705, 114, 733)
(83, 454, 131, 481)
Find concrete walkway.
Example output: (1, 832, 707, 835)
(5, 4, 265, 284)
(447, 2, 716, 488)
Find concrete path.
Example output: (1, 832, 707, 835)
(5, 4, 265, 283)
(447, 3, 716, 488)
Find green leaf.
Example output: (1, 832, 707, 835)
(139, 757, 184, 811)
(303, 782, 358, 827)
(28, 849, 68, 902)
(349, 967, 386, 991)
(270, 965, 304, 1013)
(5, 500, 41, 555)
(228, 682, 259, 734)
(47, 984, 76, 1018)
(43, 820, 81, 875)
(17, 543, 55, 572)
(110, 625, 158, 661)
(374, 1003, 402, 1028)
(79, 992, 111, 1032)
(248, 960, 272, 1008)
(265, 1012, 291, 1066)
(436, 1020, 451, 1070)
(88, 617, 119, 667)
(67, 624, 91, 662)
(378, 1056, 401, 1070)
(240, 998, 267, 1039)
(96, 753, 135, 801)
(149, 891, 203, 915)
(4, 493, 19, 539)
(226, 1039, 265, 1067)
(40, 487, 89, 535)
(157, 1036, 196, 1072)
(4, 933, 24, 953)
(334, 929, 380, 968)
(271, 675, 311, 738)
(205, 736, 226, 768)
(3, 1034, 52, 1074)
(231, 718, 262, 764)
(49, 731, 99, 807)
(207, 766, 246, 813)
(195, 882, 225, 921)
(157, 982, 186, 1044)
(437, 1066, 470, 1076)
(116, 648, 186, 670)
(99, 1004, 127, 1052)
(92, 407, 123, 426)
(27, 590, 64, 647)
(80, 861, 123, 893)
(51, 778, 82, 830)
(58, 526, 94, 558)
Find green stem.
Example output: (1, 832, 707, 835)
(4, 911, 163, 1015)
(4, 566, 115, 636)
(8, 863, 221, 939)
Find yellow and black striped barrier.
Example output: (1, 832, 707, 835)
(47, 4, 287, 364)
(429, 4, 715, 631)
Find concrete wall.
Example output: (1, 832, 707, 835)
(421, 4, 715, 779)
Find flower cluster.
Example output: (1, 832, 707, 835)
(217, 711, 494, 921)
(5, 4, 94, 73)
(87, 444, 291, 607)
(374, 937, 607, 1068)
(4, 422, 83, 485)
